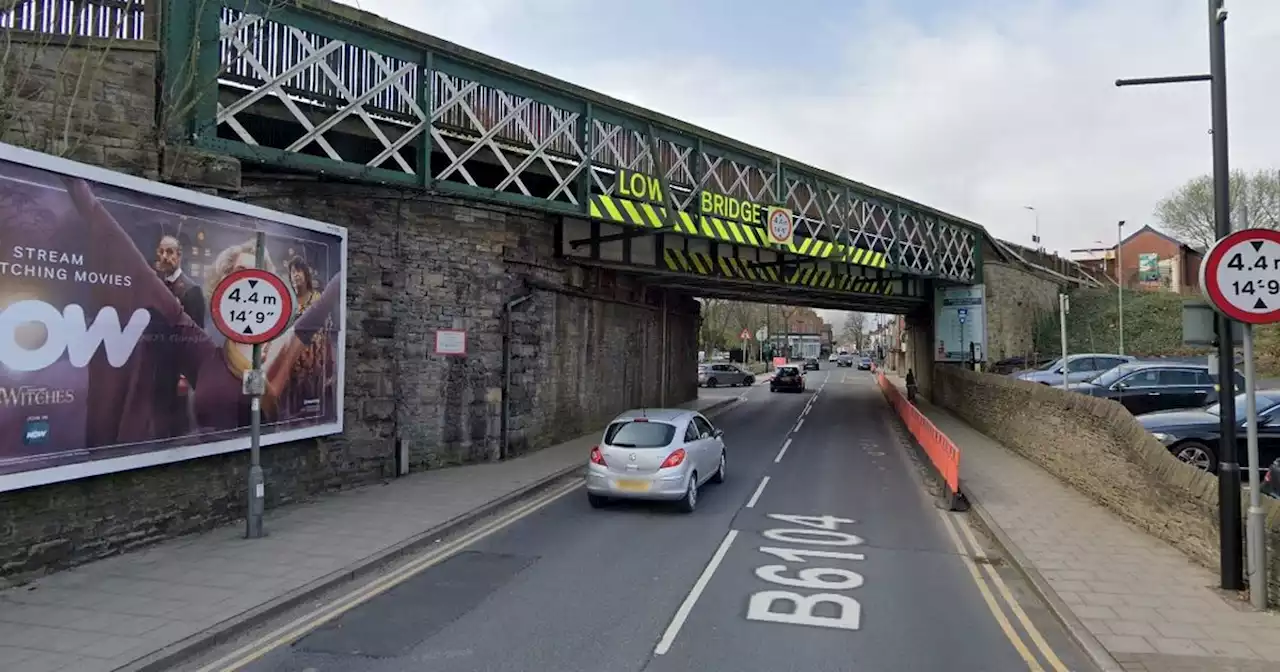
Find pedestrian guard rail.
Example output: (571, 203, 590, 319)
(874, 368, 961, 498)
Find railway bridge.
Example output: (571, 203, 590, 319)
(0, 0, 1105, 570)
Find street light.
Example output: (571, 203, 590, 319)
(1023, 206, 1041, 250)
(1117, 221, 1125, 356)
(1115, 0, 1242, 594)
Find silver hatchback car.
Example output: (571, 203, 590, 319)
(586, 409, 726, 512)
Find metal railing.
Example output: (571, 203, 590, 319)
(1, 0, 151, 40)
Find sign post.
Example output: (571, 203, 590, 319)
(1058, 294, 1070, 389)
(739, 328, 752, 364)
(210, 232, 295, 539)
(1200, 227, 1279, 609)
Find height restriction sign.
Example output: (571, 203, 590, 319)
(1200, 228, 1280, 325)
(211, 268, 296, 344)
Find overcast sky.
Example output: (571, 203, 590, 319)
(337, 0, 1280, 327)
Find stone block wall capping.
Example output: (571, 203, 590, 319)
(933, 365, 1280, 608)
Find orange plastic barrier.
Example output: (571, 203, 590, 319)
(875, 371, 960, 496)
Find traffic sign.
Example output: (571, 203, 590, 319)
(211, 268, 295, 344)
(765, 206, 794, 245)
(740, 328, 752, 341)
(1200, 228, 1280, 325)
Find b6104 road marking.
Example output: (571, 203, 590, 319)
(745, 513, 866, 631)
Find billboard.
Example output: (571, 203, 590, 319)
(934, 284, 986, 363)
(0, 143, 347, 492)
(1138, 253, 1160, 285)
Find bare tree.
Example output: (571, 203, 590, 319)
(1155, 169, 1280, 249)
(842, 312, 866, 349)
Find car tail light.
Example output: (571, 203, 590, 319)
(660, 448, 686, 469)
(590, 446, 606, 466)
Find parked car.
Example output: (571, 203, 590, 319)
(1137, 391, 1280, 474)
(585, 409, 726, 512)
(1059, 362, 1244, 416)
(1012, 353, 1135, 385)
(803, 358, 820, 371)
(771, 366, 806, 393)
(857, 357, 873, 371)
(1264, 457, 1280, 498)
(828, 354, 838, 362)
(698, 363, 755, 387)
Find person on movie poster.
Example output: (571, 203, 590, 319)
(153, 233, 206, 438)
(62, 177, 342, 446)
(280, 256, 334, 420)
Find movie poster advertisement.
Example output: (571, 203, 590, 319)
(0, 145, 347, 492)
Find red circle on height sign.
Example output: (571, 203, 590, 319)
(210, 268, 295, 344)
(1200, 227, 1280, 325)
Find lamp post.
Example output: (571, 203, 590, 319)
(1023, 206, 1041, 250)
(1117, 221, 1126, 355)
(1115, 0, 1241, 593)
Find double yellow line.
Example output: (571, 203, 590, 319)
(194, 479, 583, 672)
(936, 510, 1071, 672)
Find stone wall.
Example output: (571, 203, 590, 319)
(982, 261, 1061, 362)
(0, 181, 698, 581)
(932, 366, 1280, 606)
(1, 38, 159, 177)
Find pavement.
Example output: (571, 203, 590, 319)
(880, 373, 1280, 672)
(0, 394, 736, 672)
(174, 366, 1090, 672)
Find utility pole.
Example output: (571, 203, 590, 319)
(1115, 0, 1241, 591)
(1118, 220, 1126, 355)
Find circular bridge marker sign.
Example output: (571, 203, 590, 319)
(1200, 227, 1280, 325)
(211, 268, 295, 344)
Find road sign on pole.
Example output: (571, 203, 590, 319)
(1200, 227, 1280, 324)
(210, 237, 295, 540)
(740, 328, 752, 341)
(211, 268, 295, 344)
(1200, 226, 1277, 607)
(755, 326, 768, 341)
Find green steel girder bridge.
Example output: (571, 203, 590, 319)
(15, 0, 1099, 312)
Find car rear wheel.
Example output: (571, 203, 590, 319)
(677, 474, 698, 513)
(587, 493, 609, 508)
(706, 377, 718, 388)
(1173, 441, 1218, 472)
(711, 452, 726, 484)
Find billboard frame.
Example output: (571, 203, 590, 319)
(0, 142, 348, 493)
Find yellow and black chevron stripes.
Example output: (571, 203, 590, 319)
(786, 266, 895, 295)
(590, 194, 889, 270)
(661, 249, 891, 295)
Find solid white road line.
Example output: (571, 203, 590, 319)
(654, 530, 739, 655)
(745, 476, 770, 508)
(774, 438, 793, 463)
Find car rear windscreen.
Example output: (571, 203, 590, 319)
(605, 421, 677, 448)
(778, 367, 799, 376)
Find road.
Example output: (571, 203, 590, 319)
(185, 367, 1094, 672)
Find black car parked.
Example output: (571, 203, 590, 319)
(1058, 361, 1244, 417)
(771, 366, 807, 393)
(1137, 391, 1280, 475)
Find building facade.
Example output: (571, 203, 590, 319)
(1069, 225, 1203, 294)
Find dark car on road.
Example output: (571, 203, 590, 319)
(836, 354, 854, 367)
(857, 357, 873, 371)
(771, 366, 806, 393)
(1057, 362, 1243, 417)
(802, 358, 820, 371)
(1137, 391, 1280, 474)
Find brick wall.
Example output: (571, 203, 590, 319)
(1, 39, 159, 177)
(982, 262, 1061, 362)
(933, 366, 1280, 606)
(0, 167, 698, 578)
